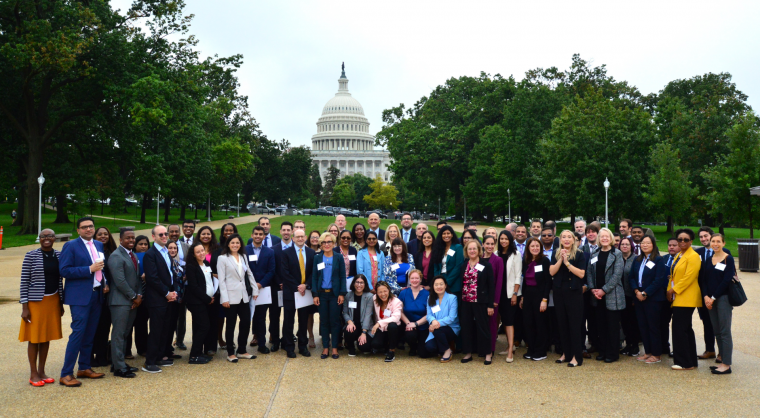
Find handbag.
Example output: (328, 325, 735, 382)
(727, 277, 748, 307)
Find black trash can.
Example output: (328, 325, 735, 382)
(737, 239, 760, 272)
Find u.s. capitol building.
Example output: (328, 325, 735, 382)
(311, 65, 390, 183)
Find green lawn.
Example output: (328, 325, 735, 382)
(0, 203, 249, 249)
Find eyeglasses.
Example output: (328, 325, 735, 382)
(541, 234, 553, 237)
(156, 233, 168, 237)
(39, 234, 55, 239)
(341, 236, 351, 240)
(676, 238, 691, 243)
(322, 241, 334, 245)
(366, 238, 377, 241)
(79, 225, 94, 230)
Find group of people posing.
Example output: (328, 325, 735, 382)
(18, 212, 737, 387)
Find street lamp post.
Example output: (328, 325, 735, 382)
(36, 173, 45, 243)
(237, 193, 240, 217)
(604, 177, 610, 228)
(508, 188, 511, 223)
(156, 186, 160, 226)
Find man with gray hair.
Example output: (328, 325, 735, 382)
(407, 222, 428, 255)
(574, 220, 587, 247)
(506, 223, 517, 236)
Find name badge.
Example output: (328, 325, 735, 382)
(534, 265, 543, 273)
(383, 309, 392, 317)
(201, 266, 211, 273)
(378, 240, 385, 246)
(348, 301, 358, 309)
(716, 263, 726, 271)
(348, 255, 356, 261)
(475, 263, 484, 272)
(392, 263, 399, 271)
(447, 249, 455, 257)
(646, 261, 655, 269)
(317, 262, 325, 270)
(372, 255, 378, 261)
(249, 254, 258, 262)
(590, 257, 598, 265)
(431, 305, 441, 313)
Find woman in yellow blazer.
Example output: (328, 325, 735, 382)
(667, 228, 702, 370)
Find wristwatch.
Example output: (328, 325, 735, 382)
(641, 292, 647, 297)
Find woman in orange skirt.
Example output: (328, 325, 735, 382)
(19, 229, 64, 387)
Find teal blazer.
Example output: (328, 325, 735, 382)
(312, 252, 347, 293)
(433, 243, 464, 293)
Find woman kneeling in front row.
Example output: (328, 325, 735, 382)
(371, 281, 402, 362)
(342, 275, 375, 356)
(424, 276, 460, 362)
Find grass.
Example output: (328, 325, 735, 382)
(0, 202, 250, 249)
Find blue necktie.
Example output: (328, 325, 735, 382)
(266, 236, 270, 248)
(404, 231, 409, 242)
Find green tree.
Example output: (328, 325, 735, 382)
(308, 163, 322, 202)
(643, 142, 697, 232)
(322, 166, 341, 204)
(331, 183, 355, 208)
(363, 175, 401, 210)
(541, 89, 656, 221)
(335, 173, 372, 210)
(702, 112, 760, 236)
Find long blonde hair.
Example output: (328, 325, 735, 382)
(385, 224, 401, 241)
(554, 230, 580, 260)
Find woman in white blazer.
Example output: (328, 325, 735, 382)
(497, 231, 522, 361)
(217, 233, 258, 362)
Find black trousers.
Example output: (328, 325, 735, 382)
(401, 326, 430, 356)
(583, 291, 598, 350)
(555, 288, 584, 364)
(594, 303, 621, 361)
(522, 287, 548, 358)
(187, 303, 210, 357)
(126, 303, 149, 356)
(343, 328, 372, 352)
(175, 300, 187, 345)
(371, 322, 399, 351)
(223, 302, 251, 356)
(660, 301, 673, 353)
(697, 306, 716, 352)
(269, 305, 282, 344)
(282, 300, 310, 352)
(547, 306, 561, 354)
(163, 302, 179, 357)
(461, 302, 491, 357)
(92, 300, 112, 365)
(146, 305, 172, 366)
(513, 297, 525, 345)
(204, 299, 220, 353)
(672, 307, 698, 368)
(425, 326, 456, 355)
(252, 301, 273, 347)
(635, 300, 662, 356)
(620, 296, 640, 347)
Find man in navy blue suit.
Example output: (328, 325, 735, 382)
(247, 226, 276, 354)
(280, 229, 315, 358)
(59, 217, 108, 387)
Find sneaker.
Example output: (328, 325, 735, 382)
(157, 360, 173, 367)
(384, 351, 395, 362)
(523, 353, 533, 360)
(348, 348, 357, 357)
(532, 356, 547, 361)
(142, 364, 162, 373)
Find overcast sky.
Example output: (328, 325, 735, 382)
(113, 0, 760, 149)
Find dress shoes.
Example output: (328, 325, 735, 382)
(595, 355, 605, 361)
(711, 368, 732, 375)
(157, 359, 174, 366)
(203, 355, 214, 362)
(77, 369, 105, 379)
(698, 351, 716, 360)
(59, 375, 82, 387)
(114, 368, 136, 378)
(258, 346, 271, 354)
(287, 351, 297, 359)
(169, 354, 182, 359)
(189, 357, 210, 364)
(604, 358, 618, 363)
(582, 351, 592, 359)
(110, 364, 138, 373)
(299, 348, 311, 357)
(176, 343, 187, 351)
(270, 342, 280, 352)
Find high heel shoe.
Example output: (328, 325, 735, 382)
(484, 359, 492, 365)
(461, 357, 473, 364)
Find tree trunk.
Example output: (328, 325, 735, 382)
(140, 194, 149, 224)
(667, 215, 673, 233)
(54, 193, 70, 223)
(194, 206, 198, 220)
(570, 214, 576, 226)
(101, 198, 104, 215)
(180, 205, 186, 221)
(19, 140, 44, 234)
(163, 195, 170, 223)
(718, 213, 725, 235)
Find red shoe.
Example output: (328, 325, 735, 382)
(29, 379, 45, 387)
(42, 377, 55, 384)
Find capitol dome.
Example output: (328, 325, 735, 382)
(311, 65, 391, 183)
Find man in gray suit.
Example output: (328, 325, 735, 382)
(107, 231, 143, 378)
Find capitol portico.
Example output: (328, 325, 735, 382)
(311, 66, 391, 183)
